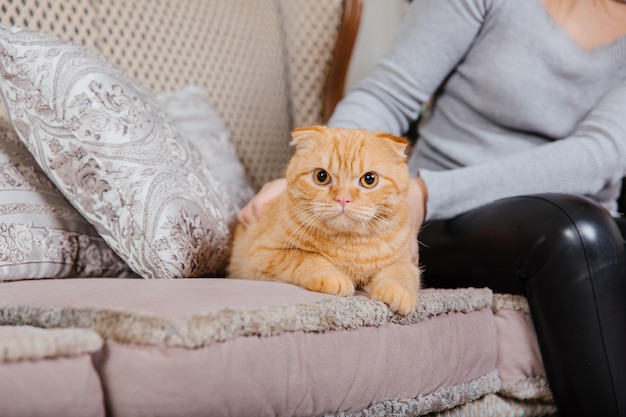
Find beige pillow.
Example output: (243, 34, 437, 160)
(0, 25, 238, 278)
(0, 120, 132, 281)
(156, 86, 254, 210)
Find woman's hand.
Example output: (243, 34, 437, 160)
(237, 178, 287, 226)
(408, 177, 428, 266)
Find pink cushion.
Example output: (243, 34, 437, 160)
(0, 278, 549, 416)
(493, 294, 553, 401)
(0, 326, 104, 417)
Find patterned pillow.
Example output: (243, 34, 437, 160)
(0, 119, 133, 281)
(0, 25, 238, 279)
(156, 86, 254, 210)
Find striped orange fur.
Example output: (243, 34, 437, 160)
(228, 126, 420, 315)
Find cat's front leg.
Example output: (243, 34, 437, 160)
(290, 253, 356, 296)
(364, 262, 421, 316)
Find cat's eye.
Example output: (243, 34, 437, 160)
(313, 169, 331, 185)
(359, 172, 379, 188)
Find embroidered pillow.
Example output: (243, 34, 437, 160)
(0, 120, 132, 281)
(0, 25, 238, 278)
(156, 86, 254, 210)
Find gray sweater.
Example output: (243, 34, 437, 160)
(328, 0, 626, 220)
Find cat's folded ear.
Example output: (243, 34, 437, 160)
(290, 125, 326, 150)
(375, 132, 410, 161)
(290, 127, 409, 161)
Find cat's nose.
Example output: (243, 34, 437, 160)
(336, 198, 352, 209)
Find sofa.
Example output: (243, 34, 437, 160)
(0, 0, 557, 416)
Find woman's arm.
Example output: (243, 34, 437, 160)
(329, 0, 488, 134)
(421, 79, 626, 220)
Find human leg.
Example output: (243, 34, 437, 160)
(419, 193, 626, 416)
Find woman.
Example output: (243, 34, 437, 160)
(239, 0, 626, 414)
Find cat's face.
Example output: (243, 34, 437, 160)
(285, 126, 410, 236)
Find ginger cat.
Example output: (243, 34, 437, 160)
(228, 126, 420, 315)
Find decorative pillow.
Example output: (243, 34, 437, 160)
(0, 24, 238, 278)
(156, 86, 254, 210)
(0, 119, 133, 281)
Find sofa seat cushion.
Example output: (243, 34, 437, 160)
(0, 325, 105, 417)
(0, 278, 507, 416)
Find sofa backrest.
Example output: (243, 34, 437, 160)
(1, 0, 361, 189)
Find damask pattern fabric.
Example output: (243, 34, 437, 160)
(156, 86, 254, 210)
(0, 24, 238, 279)
(0, 120, 132, 281)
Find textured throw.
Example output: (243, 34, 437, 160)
(326, 372, 502, 417)
(0, 326, 102, 363)
(0, 288, 492, 349)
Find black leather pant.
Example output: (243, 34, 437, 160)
(419, 194, 626, 417)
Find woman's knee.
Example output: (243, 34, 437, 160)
(504, 193, 626, 287)
(419, 193, 625, 292)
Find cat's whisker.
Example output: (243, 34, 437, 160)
(282, 214, 310, 249)
(283, 203, 325, 250)
(361, 212, 394, 236)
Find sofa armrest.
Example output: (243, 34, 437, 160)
(278, 0, 363, 129)
(324, 0, 363, 122)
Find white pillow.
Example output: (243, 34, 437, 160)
(156, 86, 254, 210)
(0, 25, 238, 278)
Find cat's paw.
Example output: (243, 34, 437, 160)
(367, 281, 417, 316)
(305, 273, 355, 296)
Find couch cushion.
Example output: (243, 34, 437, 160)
(0, 278, 500, 417)
(0, 325, 105, 417)
(427, 393, 557, 417)
(0, 24, 238, 278)
(493, 294, 553, 402)
(0, 120, 133, 281)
